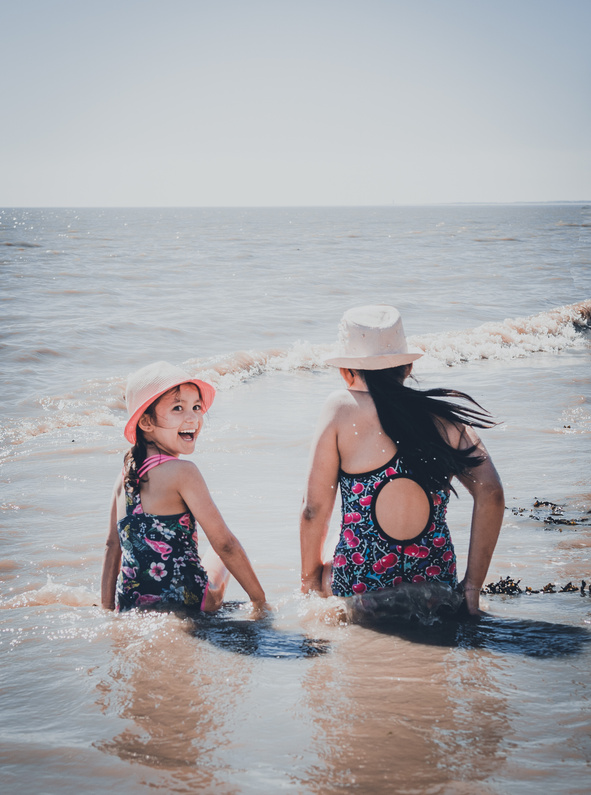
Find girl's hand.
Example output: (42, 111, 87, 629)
(462, 583, 485, 617)
(250, 600, 272, 620)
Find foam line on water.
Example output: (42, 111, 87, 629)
(1, 301, 588, 448)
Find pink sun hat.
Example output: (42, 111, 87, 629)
(124, 360, 216, 444)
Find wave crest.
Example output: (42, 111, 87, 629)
(1, 301, 588, 448)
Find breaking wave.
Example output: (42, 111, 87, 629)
(1, 301, 589, 449)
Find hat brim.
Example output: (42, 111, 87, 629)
(124, 378, 216, 444)
(324, 351, 423, 370)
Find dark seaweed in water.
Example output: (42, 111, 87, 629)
(187, 602, 331, 659)
(481, 577, 588, 595)
(510, 498, 591, 530)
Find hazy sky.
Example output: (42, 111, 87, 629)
(1, 0, 589, 206)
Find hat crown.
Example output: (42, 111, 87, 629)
(125, 361, 193, 417)
(324, 304, 423, 370)
(337, 305, 408, 358)
(123, 360, 216, 444)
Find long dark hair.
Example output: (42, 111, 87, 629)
(360, 365, 496, 493)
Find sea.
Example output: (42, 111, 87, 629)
(1, 204, 590, 794)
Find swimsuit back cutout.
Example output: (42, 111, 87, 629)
(137, 454, 179, 479)
(331, 453, 458, 597)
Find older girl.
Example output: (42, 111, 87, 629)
(300, 305, 504, 616)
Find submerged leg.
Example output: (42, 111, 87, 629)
(320, 560, 334, 598)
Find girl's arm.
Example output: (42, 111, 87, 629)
(100, 479, 122, 610)
(177, 464, 266, 606)
(455, 425, 505, 615)
(299, 397, 341, 595)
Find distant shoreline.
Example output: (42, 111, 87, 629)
(1, 201, 590, 210)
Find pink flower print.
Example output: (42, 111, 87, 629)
(179, 513, 191, 528)
(351, 552, 365, 565)
(135, 593, 162, 606)
(393, 576, 403, 586)
(385, 467, 396, 477)
(149, 562, 167, 581)
(380, 552, 398, 568)
(433, 536, 446, 547)
(432, 493, 442, 506)
(359, 495, 372, 506)
(132, 503, 143, 515)
(333, 554, 347, 567)
(426, 565, 442, 577)
(352, 582, 367, 594)
(412, 574, 426, 583)
(442, 550, 453, 562)
(173, 556, 186, 569)
(351, 482, 364, 494)
(144, 537, 173, 560)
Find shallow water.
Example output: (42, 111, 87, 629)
(1, 204, 590, 793)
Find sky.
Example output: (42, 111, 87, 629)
(1, 0, 590, 206)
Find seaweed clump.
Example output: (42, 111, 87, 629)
(481, 577, 588, 596)
(510, 499, 591, 531)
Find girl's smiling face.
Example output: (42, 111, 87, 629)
(138, 382, 204, 456)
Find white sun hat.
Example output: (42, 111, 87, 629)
(324, 305, 423, 370)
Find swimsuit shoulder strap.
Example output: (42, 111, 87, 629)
(137, 454, 179, 479)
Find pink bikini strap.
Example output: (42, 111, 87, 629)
(137, 454, 179, 478)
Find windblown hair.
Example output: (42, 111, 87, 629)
(360, 366, 497, 493)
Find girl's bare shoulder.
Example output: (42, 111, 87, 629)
(161, 458, 203, 481)
(320, 389, 363, 422)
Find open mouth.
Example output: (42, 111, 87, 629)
(179, 431, 196, 442)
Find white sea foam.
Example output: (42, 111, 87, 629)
(0, 576, 98, 608)
(413, 300, 591, 366)
(0, 301, 588, 449)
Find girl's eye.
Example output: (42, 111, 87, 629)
(172, 405, 183, 411)
(193, 405, 202, 412)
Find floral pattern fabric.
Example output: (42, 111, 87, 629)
(331, 454, 458, 597)
(116, 485, 208, 611)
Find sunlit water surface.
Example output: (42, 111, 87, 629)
(1, 205, 590, 794)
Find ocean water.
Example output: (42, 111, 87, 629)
(1, 204, 590, 794)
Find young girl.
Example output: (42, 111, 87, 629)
(101, 360, 267, 614)
(300, 305, 505, 616)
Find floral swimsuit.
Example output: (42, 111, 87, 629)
(115, 455, 209, 612)
(331, 453, 458, 597)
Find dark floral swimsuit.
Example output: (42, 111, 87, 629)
(331, 453, 458, 597)
(115, 455, 209, 612)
